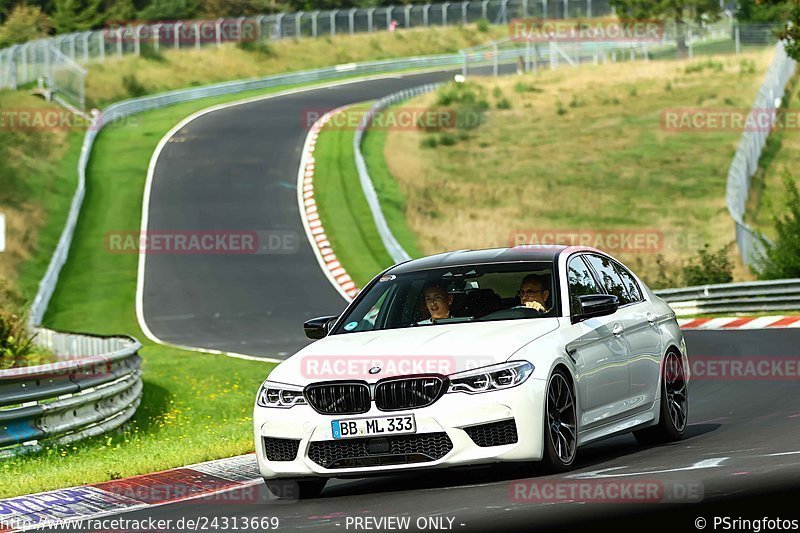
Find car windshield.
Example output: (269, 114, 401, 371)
(332, 262, 558, 334)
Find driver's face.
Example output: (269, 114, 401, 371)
(519, 279, 548, 305)
(424, 287, 452, 319)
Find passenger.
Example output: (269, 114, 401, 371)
(418, 281, 454, 324)
(517, 274, 551, 313)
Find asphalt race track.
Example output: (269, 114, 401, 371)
(135, 72, 800, 530)
(141, 69, 492, 358)
(91, 329, 800, 532)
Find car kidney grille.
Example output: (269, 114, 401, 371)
(262, 437, 300, 461)
(463, 419, 518, 447)
(375, 377, 446, 411)
(308, 433, 453, 469)
(304, 382, 371, 414)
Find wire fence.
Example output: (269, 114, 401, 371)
(0, 0, 617, 91)
(726, 41, 796, 269)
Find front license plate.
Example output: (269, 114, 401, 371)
(332, 415, 416, 439)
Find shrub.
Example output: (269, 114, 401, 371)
(754, 171, 800, 279)
(681, 244, 733, 286)
(122, 73, 147, 98)
(514, 81, 543, 93)
(496, 97, 511, 109)
(0, 5, 53, 48)
(438, 132, 458, 146)
(420, 136, 438, 148)
(476, 18, 490, 32)
(139, 43, 167, 62)
(236, 39, 276, 57)
(0, 308, 35, 366)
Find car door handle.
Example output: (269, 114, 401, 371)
(612, 323, 623, 337)
(647, 313, 657, 326)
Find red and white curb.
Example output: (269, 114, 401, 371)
(297, 106, 359, 302)
(0, 454, 260, 531)
(678, 315, 800, 330)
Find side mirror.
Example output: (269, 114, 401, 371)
(304, 315, 339, 339)
(572, 294, 619, 323)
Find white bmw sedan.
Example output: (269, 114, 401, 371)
(254, 246, 689, 498)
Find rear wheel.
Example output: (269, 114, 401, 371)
(264, 478, 327, 500)
(634, 350, 688, 445)
(540, 369, 578, 472)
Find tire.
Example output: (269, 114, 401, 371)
(264, 478, 327, 500)
(634, 350, 688, 446)
(540, 369, 578, 473)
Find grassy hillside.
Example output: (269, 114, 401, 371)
(375, 50, 774, 286)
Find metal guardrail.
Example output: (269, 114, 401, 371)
(655, 279, 800, 315)
(0, 330, 142, 455)
(0, 0, 615, 90)
(726, 42, 796, 268)
(353, 84, 444, 264)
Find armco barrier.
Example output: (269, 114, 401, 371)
(0, 330, 142, 454)
(654, 279, 800, 316)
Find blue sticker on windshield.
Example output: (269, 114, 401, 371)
(344, 321, 358, 331)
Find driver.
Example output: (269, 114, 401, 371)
(418, 281, 454, 324)
(517, 274, 551, 313)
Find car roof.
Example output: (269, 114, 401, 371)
(385, 245, 606, 275)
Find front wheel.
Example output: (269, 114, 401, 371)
(264, 478, 327, 500)
(540, 369, 578, 473)
(634, 350, 688, 445)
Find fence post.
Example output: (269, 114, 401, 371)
(522, 0, 528, 17)
(194, 22, 201, 49)
(687, 28, 693, 58)
(216, 18, 224, 46)
(237, 17, 245, 42)
(442, 3, 449, 25)
(256, 15, 266, 41)
(542, 0, 548, 17)
(330, 10, 338, 35)
(349, 8, 357, 34)
(423, 4, 431, 26)
(735, 25, 740, 54)
(116, 28, 123, 56)
(175, 22, 182, 50)
(482, 0, 488, 19)
(275, 13, 284, 38)
(493, 41, 498, 76)
(405, 4, 412, 27)
(368, 7, 376, 32)
(562, 0, 568, 18)
(81, 32, 90, 63)
(153, 23, 161, 50)
(462, 1, 469, 23)
(386, 7, 393, 29)
(20, 43, 29, 85)
(312, 11, 319, 37)
(587, 0, 591, 17)
(68, 34, 77, 60)
(501, 0, 509, 23)
(134, 26, 142, 56)
(98, 31, 105, 63)
(295, 12, 303, 37)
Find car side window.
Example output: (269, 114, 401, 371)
(567, 256, 602, 316)
(613, 261, 643, 303)
(584, 254, 631, 305)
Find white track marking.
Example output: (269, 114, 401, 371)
(567, 458, 728, 479)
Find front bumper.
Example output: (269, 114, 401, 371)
(253, 377, 547, 479)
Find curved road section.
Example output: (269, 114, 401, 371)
(141, 71, 458, 358)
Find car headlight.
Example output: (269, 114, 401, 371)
(256, 381, 307, 408)
(448, 361, 534, 394)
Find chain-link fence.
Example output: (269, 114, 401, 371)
(0, 0, 615, 91)
(460, 21, 784, 76)
(726, 41, 796, 268)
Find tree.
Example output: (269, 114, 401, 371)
(756, 0, 800, 60)
(137, 0, 200, 21)
(754, 171, 800, 279)
(610, 0, 722, 57)
(52, 0, 104, 32)
(0, 4, 53, 46)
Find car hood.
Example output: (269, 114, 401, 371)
(268, 318, 560, 385)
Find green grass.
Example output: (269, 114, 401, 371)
(312, 104, 395, 287)
(2, 77, 427, 497)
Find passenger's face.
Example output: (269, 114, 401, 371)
(519, 279, 548, 305)
(424, 287, 452, 319)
